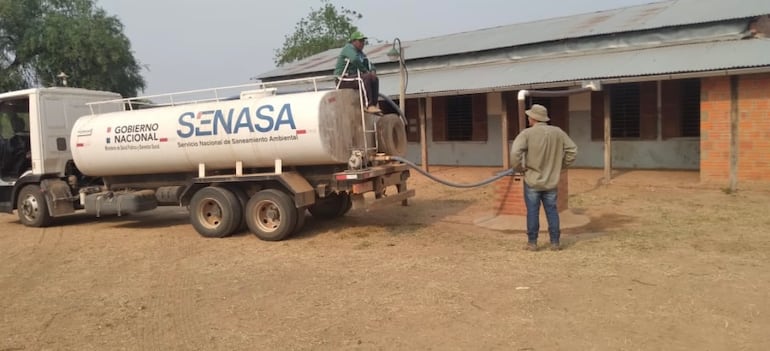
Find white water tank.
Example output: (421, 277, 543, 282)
(71, 89, 372, 176)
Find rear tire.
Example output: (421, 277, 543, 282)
(245, 189, 297, 241)
(295, 207, 308, 233)
(17, 185, 52, 227)
(189, 186, 242, 238)
(222, 185, 249, 233)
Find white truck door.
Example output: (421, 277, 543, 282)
(34, 90, 122, 176)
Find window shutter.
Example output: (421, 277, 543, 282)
(639, 82, 658, 140)
(471, 94, 488, 141)
(503, 91, 521, 138)
(431, 96, 447, 142)
(661, 80, 682, 139)
(549, 96, 569, 132)
(591, 91, 605, 141)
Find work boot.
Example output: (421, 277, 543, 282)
(550, 242, 562, 251)
(365, 105, 382, 114)
(523, 242, 538, 251)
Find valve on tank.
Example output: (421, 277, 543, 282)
(348, 150, 365, 170)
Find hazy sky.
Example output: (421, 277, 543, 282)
(96, 0, 660, 96)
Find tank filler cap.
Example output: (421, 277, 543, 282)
(240, 88, 277, 100)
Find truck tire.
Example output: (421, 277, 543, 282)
(377, 114, 407, 156)
(17, 185, 52, 227)
(308, 192, 348, 220)
(221, 185, 249, 234)
(189, 186, 242, 238)
(245, 189, 298, 241)
(295, 207, 308, 233)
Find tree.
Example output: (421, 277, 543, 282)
(274, 0, 362, 66)
(0, 0, 145, 97)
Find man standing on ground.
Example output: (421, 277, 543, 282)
(334, 31, 381, 114)
(510, 104, 578, 251)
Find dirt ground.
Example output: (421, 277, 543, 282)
(1, 168, 769, 351)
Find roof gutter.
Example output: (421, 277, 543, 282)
(395, 66, 770, 98)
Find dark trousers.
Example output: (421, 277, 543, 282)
(338, 72, 379, 107)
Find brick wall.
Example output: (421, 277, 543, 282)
(494, 170, 569, 217)
(738, 74, 770, 181)
(701, 74, 770, 183)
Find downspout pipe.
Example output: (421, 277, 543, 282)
(516, 85, 598, 131)
(509, 82, 601, 174)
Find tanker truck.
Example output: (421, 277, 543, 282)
(0, 77, 413, 241)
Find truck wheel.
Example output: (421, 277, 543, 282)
(245, 189, 297, 241)
(295, 207, 308, 233)
(189, 187, 242, 238)
(222, 185, 249, 234)
(17, 185, 52, 227)
(377, 114, 407, 156)
(308, 192, 345, 220)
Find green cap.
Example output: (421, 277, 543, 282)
(349, 31, 367, 41)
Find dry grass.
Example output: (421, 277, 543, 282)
(0, 168, 769, 350)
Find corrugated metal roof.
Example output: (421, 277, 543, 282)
(259, 0, 770, 79)
(375, 39, 770, 95)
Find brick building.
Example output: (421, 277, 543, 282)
(259, 0, 770, 186)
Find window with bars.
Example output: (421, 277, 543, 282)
(529, 97, 551, 110)
(680, 79, 701, 137)
(446, 95, 473, 141)
(610, 83, 641, 138)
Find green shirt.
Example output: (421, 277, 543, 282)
(510, 122, 578, 190)
(334, 43, 375, 76)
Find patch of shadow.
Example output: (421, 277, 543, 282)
(566, 213, 637, 234)
(35, 207, 189, 230)
(572, 169, 635, 195)
(556, 213, 639, 248)
(111, 208, 190, 229)
(292, 199, 473, 240)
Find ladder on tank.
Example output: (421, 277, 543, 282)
(336, 59, 379, 167)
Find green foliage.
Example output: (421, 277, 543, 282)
(0, 0, 145, 97)
(273, 0, 362, 66)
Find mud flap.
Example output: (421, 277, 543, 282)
(276, 172, 315, 208)
(41, 179, 75, 217)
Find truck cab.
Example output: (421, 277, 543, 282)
(0, 88, 123, 215)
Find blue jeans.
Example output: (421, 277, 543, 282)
(524, 182, 560, 244)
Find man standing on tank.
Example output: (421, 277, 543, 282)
(510, 104, 577, 252)
(334, 31, 382, 114)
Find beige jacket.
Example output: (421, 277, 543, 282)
(510, 122, 578, 190)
